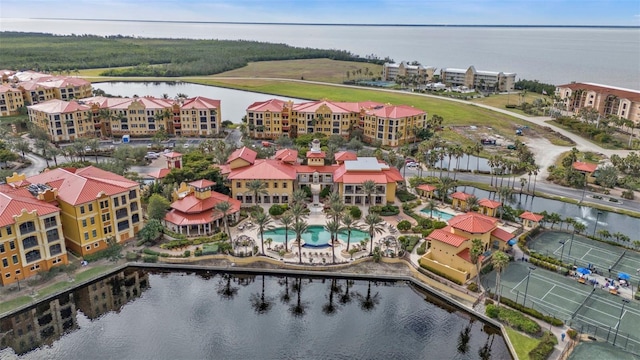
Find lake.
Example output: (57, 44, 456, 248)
(3, 19, 639, 89)
(0, 267, 511, 359)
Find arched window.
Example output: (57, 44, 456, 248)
(19, 221, 36, 235)
(25, 249, 41, 263)
(22, 236, 38, 249)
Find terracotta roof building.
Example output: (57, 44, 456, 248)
(556, 82, 640, 125)
(246, 99, 427, 147)
(164, 181, 241, 237)
(420, 211, 515, 284)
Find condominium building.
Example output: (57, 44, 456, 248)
(28, 95, 222, 142)
(0, 85, 25, 116)
(246, 99, 427, 147)
(440, 66, 516, 92)
(7, 166, 143, 257)
(382, 62, 436, 82)
(556, 82, 640, 125)
(217, 140, 403, 207)
(0, 179, 68, 286)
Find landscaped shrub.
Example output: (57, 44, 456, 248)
(486, 304, 500, 318)
(500, 296, 564, 326)
(143, 248, 160, 256)
(350, 206, 362, 219)
(396, 220, 412, 232)
(416, 241, 427, 255)
(379, 205, 400, 216)
(396, 189, 417, 202)
(269, 204, 286, 216)
(142, 255, 158, 263)
(487, 304, 541, 335)
(485, 298, 494, 306)
(567, 329, 578, 340)
(194, 248, 203, 257)
(319, 186, 331, 198)
(399, 235, 421, 252)
(183, 250, 191, 257)
(125, 252, 139, 261)
(160, 239, 191, 250)
(432, 221, 447, 229)
(467, 282, 479, 292)
(529, 331, 558, 360)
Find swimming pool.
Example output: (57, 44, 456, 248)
(420, 208, 455, 221)
(263, 225, 369, 248)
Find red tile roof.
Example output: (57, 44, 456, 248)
(163, 151, 182, 159)
(165, 191, 240, 226)
(28, 99, 91, 114)
(558, 83, 640, 102)
(213, 164, 231, 175)
(417, 184, 437, 192)
(226, 147, 257, 165)
(334, 151, 358, 162)
(247, 99, 288, 112)
(448, 212, 497, 234)
(428, 227, 467, 247)
(181, 96, 220, 110)
(274, 148, 298, 163)
(294, 165, 338, 174)
(0, 190, 61, 227)
(456, 248, 485, 263)
(478, 198, 501, 209)
(147, 168, 171, 179)
(519, 211, 544, 222)
(451, 192, 474, 201)
(189, 179, 216, 189)
(306, 151, 326, 158)
(572, 161, 598, 173)
(227, 159, 297, 180)
(366, 104, 426, 118)
(26, 166, 139, 206)
(491, 227, 514, 242)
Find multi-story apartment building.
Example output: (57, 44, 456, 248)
(28, 95, 222, 142)
(246, 99, 427, 147)
(217, 141, 403, 207)
(0, 178, 68, 286)
(0, 85, 25, 116)
(440, 66, 516, 92)
(7, 166, 143, 257)
(382, 62, 436, 82)
(556, 82, 640, 125)
(28, 99, 93, 142)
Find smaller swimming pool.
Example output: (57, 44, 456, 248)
(263, 225, 369, 248)
(420, 208, 455, 221)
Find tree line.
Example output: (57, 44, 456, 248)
(0, 32, 383, 77)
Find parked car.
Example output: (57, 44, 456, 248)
(145, 152, 160, 160)
(405, 158, 416, 164)
(407, 162, 418, 167)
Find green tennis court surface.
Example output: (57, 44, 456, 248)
(529, 231, 640, 284)
(483, 262, 640, 353)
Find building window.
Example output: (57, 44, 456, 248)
(236, 181, 241, 188)
(129, 190, 137, 200)
(86, 245, 91, 251)
(80, 206, 85, 214)
(19, 222, 36, 235)
(88, 204, 93, 212)
(92, 230, 97, 238)
(102, 213, 111, 222)
(90, 217, 95, 225)
(100, 200, 109, 209)
(49, 244, 62, 256)
(12, 255, 18, 264)
(43, 216, 57, 228)
(2, 258, 7, 267)
(22, 236, 38, 249)
(273, 182, 278, 188)
(283, 182, 287, 189)
(46, 229, 60, 243)
(84, 232, 89, 240)
(4, 273, 10, 278)
(114, 197, 119, 207)
(132, 214, 140, 224)
(0, 244, 4, 253)
(9, 241, 15, 250)
(103, 226, 112, 234)
(25, 250, 41, 263)
(130, 202, 138, 212)
(117, 220, 130, 231)
(6, 226, 11, 235)
(121, 195, 127, 204)
(116, 208, 128, 219)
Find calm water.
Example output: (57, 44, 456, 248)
(3, 19, 639, 89)
(264, 225, 369, 248)
(93, 82, 306, 123)
(0, 268, 510, 359)
(458, 186, 637, 240)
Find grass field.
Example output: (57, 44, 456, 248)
(470, 92, 547, 116)
(214, 58, 382, 84)
(505, 327, 541, 360)
(547, 120, 632, 150)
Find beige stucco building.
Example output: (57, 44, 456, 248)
(440, 66, 516, 92)
(556, 82, 640, 125)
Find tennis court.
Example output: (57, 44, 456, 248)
(529, 231, 640, 284)
(483, 262, 640, 351)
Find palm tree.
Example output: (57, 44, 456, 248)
(437, 176, 456, 204)
(492, 251, 510, 305)
(464, 145, 474, 172)
(362, 180, 377, 214)
(340, 214, 361, 252)
(214, 201, 232, 241)
(497, 187, 513, 220)
(573, 222, 587, 235)
(465, 196, 479, 212)
(364, 213, 385, 255)
(246, 179, 268, 206)
(279, 212, 294, 252)
(452, 145, 464, 180)
(87, 138, 100, 163)
(326, 196, 346, 224)
(470, 238, 484, 289)
(473, 142, 483, 173)
(34, 138, 51, 167)
(292, 220, 309, 264)
(253, 211, 273, 255)
(292, 188, 308, 205)
(289, 202, 309, 223)
(324, 219, 341, 264)
(424, 199, 437, 218)
(597, 229, 611, 241)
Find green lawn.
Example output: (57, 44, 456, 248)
(505, 326, 541, 360)
(75, 265, 114, 283)
(0, 296, 34, 314)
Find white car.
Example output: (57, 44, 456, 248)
(407, 162, 418, 167)
(183, 143, 190, 149)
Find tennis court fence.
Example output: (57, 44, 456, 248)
(568, 319, 640, 356)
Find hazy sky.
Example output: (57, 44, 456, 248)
(1, 0, 639, 26)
